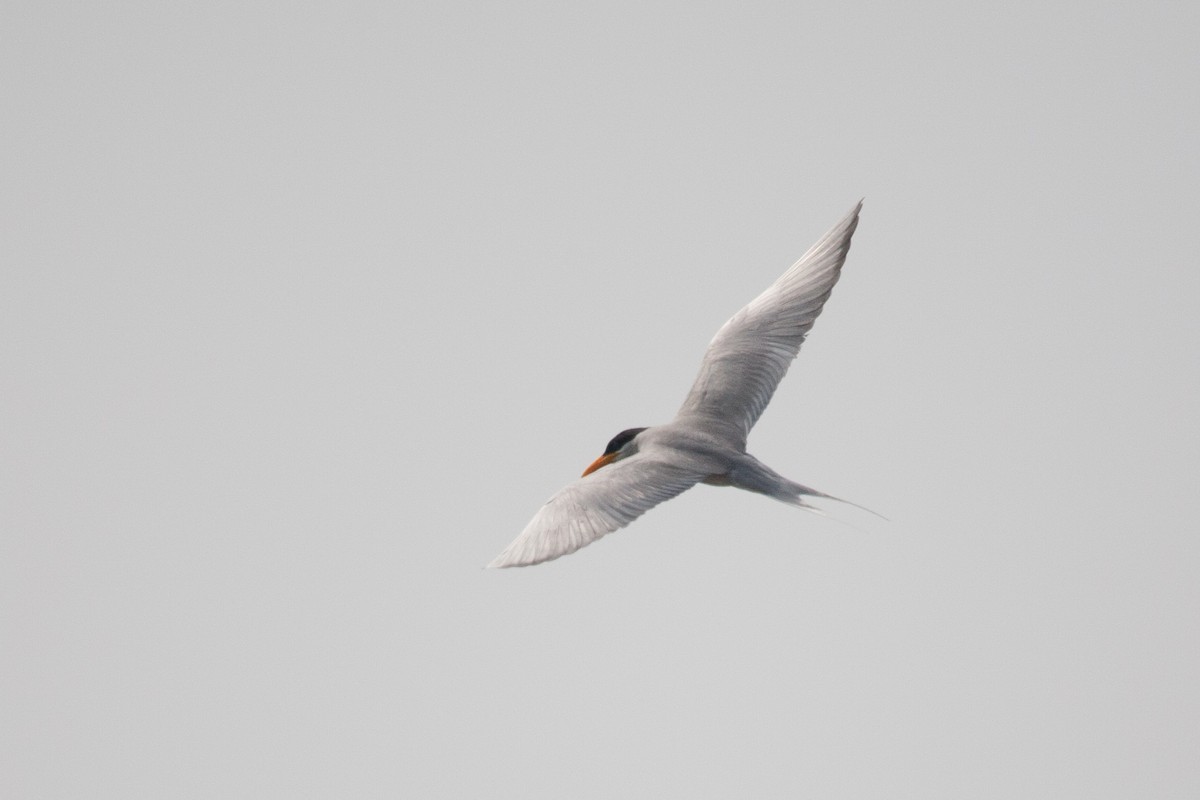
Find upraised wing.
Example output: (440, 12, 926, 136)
(487, 456, 703, 568)
(674, 201, 862, 446)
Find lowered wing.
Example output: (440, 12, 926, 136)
(488, 455, 703, 568)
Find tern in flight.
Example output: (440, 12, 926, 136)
(489, 201, 868, 568)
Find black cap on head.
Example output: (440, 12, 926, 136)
(603, 427, 647, 455)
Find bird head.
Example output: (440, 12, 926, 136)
(582, 427, 648, 476)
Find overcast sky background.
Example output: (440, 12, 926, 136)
(3, 2, 1198, 797)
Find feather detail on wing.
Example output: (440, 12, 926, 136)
(674, 201, 862, 445)
(487, 456, 703, 568)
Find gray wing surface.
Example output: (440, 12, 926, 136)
(488, 456, 703, 568)
(674, 201, 862, 446)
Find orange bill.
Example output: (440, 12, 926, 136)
(581, 452, 618, 477)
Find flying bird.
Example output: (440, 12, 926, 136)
(489, 202, 867, 568)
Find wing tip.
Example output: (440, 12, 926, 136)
(486, 552, 518, 569)
(835, 198, 863, 235)
(486, 547, 555, 569)
(843, 198, 864, 228)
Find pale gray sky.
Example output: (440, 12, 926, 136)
(3, 2, 1198, 797)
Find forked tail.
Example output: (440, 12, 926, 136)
(780, 480, 886, 521)
(728, 455, 885, 520)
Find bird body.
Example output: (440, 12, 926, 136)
(489, 202, 865, 568)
